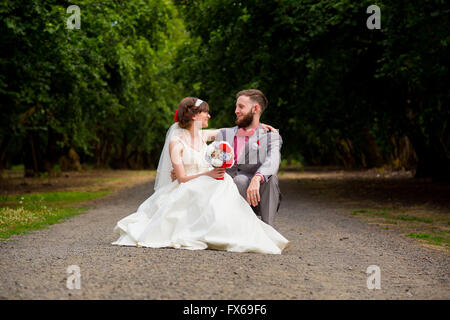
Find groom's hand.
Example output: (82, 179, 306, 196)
(246, 176, 262, 207)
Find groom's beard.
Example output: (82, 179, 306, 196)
(235, 111, 254, 128)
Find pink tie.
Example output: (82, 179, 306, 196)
(237, 127, 256, 137)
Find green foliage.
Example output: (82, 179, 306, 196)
(376, 0, 450, 179)
(0, 0, 448, 180)
(0, 0, 188, 173)
(174, 0, 386, 162)
(174, 0, 449, 178)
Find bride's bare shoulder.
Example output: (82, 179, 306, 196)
(169, 138, 184, 153)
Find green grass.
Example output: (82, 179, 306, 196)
(407, 232, 450, 247)
(1, 164, 25, 178)
(351, 208, 449, 249)
(395, 215, 432, 223)
(11, 164, 25, 171)
(351, 209, 432, 223)
(371, 210, 390, 218)
(351, 209, 369, 215)
(92, 177, 121, 183)
(0, 191, 109, 239)
(0, 206, 86, 239)
(0, 191, 109, 206)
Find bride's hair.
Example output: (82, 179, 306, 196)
(177, 97, 210, 129)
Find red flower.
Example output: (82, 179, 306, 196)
(174, 110, 178, 122)
(220, 142, 232, 153)
(257, 140, 260, 145)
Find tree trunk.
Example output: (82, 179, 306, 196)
(405, 106, 450, 181)
(24, 131, 44, 177)
(412, 135, 449, 181)
(0, 136, 11, 172)
(43, 127, 60, 172)
(361, 126, 384, 168)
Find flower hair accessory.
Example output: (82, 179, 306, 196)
(195, 99, 203, 106)
(174, 110, 179, 122)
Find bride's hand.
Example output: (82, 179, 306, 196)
(170, 169, 177, 182)
(207, 168, 226, 179)
(261, 123, 278, 133)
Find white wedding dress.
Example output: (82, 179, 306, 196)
(112, 127, 290, 254)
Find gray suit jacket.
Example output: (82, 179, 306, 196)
(215, 125, 282, 181)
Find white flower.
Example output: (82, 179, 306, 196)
(222, 153, 232, 161)
(252, 142, 259, 150)
(206, 144, 215, 156)
(211, 158, 223, 167)
(212, 141, 220, 149)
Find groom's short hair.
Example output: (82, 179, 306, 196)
(236, 89, 268, 112)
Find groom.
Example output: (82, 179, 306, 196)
(216, 89, 282, 227)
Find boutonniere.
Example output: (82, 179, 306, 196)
(252, 141, 260, 150)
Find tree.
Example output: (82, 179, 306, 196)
(0, 0, 188, 175)
(174, 0, 449, 180)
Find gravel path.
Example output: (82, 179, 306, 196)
(0, 178, 449, 299)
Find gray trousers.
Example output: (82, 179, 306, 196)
(232, 175, 282, 227)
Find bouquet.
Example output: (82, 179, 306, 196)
(205, 141, 234, 180)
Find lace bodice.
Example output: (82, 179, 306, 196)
(171, 133, 212, 176)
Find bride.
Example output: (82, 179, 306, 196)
(112, 97, 290, 254)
